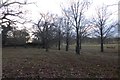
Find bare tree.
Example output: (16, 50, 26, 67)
(79, 18, 92, 49)
(63, 18, 73, 51)
(55, 17, 64, 50)
(33, 13, 57, 51)
(61, 0, 90, 54)
(0, 0, 32, 25)
(0, 0, 32, 46)
(92, 5, 117, 52)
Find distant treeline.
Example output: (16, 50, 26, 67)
(3, 37, 118, 48)
(3, 42, 43, 48)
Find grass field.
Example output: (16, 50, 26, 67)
(2, 44, 119, 78)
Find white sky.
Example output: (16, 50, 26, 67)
(1, 0, 119, 23)
(22, 0, 119, 29)
(0, 0, 119, 36)
(26, 0, 119, 18)
(2, 0, 118, 33)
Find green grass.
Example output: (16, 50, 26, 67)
(2, 45, 118, 78)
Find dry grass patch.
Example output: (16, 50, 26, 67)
(2, 47, 118, 78)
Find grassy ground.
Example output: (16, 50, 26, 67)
(2, 44, 118, 78)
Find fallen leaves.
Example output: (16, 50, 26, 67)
(2, 48, 118, 78)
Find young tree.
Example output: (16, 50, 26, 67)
(55, 17, 64, 50)
(63, 18, 72, 51)
(79, 18, 92, 49)
(62, 0, 90, 54)
(33, 13, 57, 51)
(92, 5, 117, 52)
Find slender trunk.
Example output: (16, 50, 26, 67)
(13, 33, 16, 48)
(76, 28, 80, 54)
(79, 40, 81, 49)
(58, 27, 61, 50)
(45, 22, 48, 52)
(2, 34, 7, 47)
(79, 26, 83, 50)
(58, 39, 60, 50)
(101, 40, 104, 52)
(100, 27, 104, 52)
(79, 33, 82, 49)
(42, 37, 45, 48)
(66, 32, 69, 51)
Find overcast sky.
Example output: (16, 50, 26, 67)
(26, 0, 118, 18)
(0, 0, 119, 36)
(1, 0, 119, 25)
(21, 0, 119, 30)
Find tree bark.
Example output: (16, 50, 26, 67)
(66, 32, 69, 51)
(79, 32, 82, 50)
(58, 27, 61, 50)
(2, 34, 7, 47)
(45, 22, 48, 52)
(100, 27, 104, 52)
(58, 39, 61, 50)
(101, 40, 104, 52)
(76, 28, 80, 54)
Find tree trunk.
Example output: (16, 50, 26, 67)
(2, 34, 7, 47)
(66, 32, 69, 51)
(45, 22, 49, 52)
(100, 27, 104, 52)
(76, 28, 80, 54)
(42, 37, 45, 48)
(58, 28, 61, 50)
(79, 33, 82, 49)
(13, 33, 16, 48)
(101, 40, 104, 52)
(58, 39, 60, 50)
